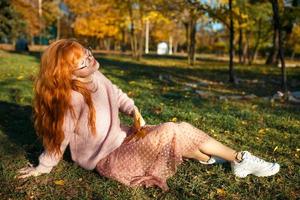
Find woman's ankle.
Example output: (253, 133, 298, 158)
(235, 151, 244, 163)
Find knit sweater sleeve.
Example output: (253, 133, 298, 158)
(112, 83, 136, 116)
(95, 70, 136, 116)
(36, 91, 84, 173)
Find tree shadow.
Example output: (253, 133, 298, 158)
(96, 55, 295, 97)
(0, 101, 73, 165)
(94, 54, 300, 119)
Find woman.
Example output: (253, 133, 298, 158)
(17, 39, 280, 191)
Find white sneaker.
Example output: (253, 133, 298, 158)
(231, 151, 280, 178)
(199, 156, 226, 165)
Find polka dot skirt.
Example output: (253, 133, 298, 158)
(96, 121, 211, 191)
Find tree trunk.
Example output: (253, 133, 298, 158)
(242, 40, 248, 64)
(184, 22, 191, 63)
(291, 51, 295, 60)
(249, 18, 262, 64)
(174, 42, 178, 54)
(128, 3, 138, 59)
(247, 32, 253, 65)
(145, 19, 149, 54)
(229, 0, 236, 83)
(169, 36, 173, 55)
(137, 17, 144, 61)
(189, 16, 197, 65)
(266, 1, 280, 65)
(271, 0, 287, 93)
(121, 28, 126, 52)
(104, 38, 111, 51)
(56, 15, 60, 40)
(238, 22, 243, 64)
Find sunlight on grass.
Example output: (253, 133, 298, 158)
(0, 50, 299, 199)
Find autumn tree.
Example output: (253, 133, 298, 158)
(65, 0, 126, 49)
(160, 0, 204, 65)
(8, 0, 60, 44)
(145, 11, 185, 54)
(0, 0, 26, 43)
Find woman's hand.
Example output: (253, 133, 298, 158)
(133, 106, 146, 130)
(124, 106, 147, 143)
(16, 163, 51, 179)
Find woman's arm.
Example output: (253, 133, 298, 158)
(96, 71, 146, 126)
(112, 83, 136, 116)
(17, 92, 84, 178)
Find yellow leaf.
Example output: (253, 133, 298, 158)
(273, 146, 278, 152)
(216, 188, 226, 196)
(54, 180, 65, 186)
(127, 91, 134, 97)
(171, 117, 177, 122)
(258, 129, 266, 134)
(17, 75, 24, 80)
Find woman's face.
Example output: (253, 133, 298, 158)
(73, 47, 99, 78)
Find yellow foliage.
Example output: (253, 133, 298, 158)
(66, 0, 127, 39)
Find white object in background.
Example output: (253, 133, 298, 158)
(157, 42, 168, 55)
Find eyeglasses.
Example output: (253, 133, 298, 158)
(75, 47, 93, 71)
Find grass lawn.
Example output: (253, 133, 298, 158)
(0, 49, 299, 199)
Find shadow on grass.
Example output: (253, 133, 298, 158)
(0, 101, 73, 165)
(24, 50, 299, 97)
(96, 55, 299, 97)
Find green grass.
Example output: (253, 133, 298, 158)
(0, 50, 299, 199)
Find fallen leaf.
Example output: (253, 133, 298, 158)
(171, 117, 177, 122)
(127, 91, 134, 97)
(258, 129, 266, 134)
(17, 75, 23, 80)
(216, 188, 226, 196)
(152, 106, 163, 114)
(241, 121, 247, 125)
(54, 180, 65, 186)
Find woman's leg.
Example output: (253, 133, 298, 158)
(183, 138, 241, 162)
(178, 122, 279, 177)
(183, 149, 211, 162)
(177, 121, 240, 162)
(197, 138, 240, 162)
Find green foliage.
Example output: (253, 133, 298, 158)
(0, 50, 299, 199)
(0, 0, 27, 42)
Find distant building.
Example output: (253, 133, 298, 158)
(157, 42, 168, 55)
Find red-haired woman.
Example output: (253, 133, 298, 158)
(17, 39, 280, 191)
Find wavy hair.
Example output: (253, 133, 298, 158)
(33, 39, 96, 156)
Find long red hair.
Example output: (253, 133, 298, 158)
(33, 39, 96, 156)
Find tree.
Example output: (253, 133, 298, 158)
(0, 0, 26, 43)
(66, 0, 126, 49)
(270, 0, 287, 93)
(160, 0, 201, 65)
(188, 0, 237, 80)
(228, 0, 236, 83)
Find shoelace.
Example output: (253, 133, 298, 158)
(246, 153, 269, 166)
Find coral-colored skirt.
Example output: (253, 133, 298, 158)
(96, 122, 211, 191)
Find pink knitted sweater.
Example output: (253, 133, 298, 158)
(36, 70, 136, 172)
